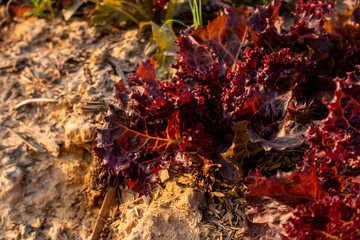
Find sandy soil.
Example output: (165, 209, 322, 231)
(0, 7, 246, 239)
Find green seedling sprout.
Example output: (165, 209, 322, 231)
(24, 0, 56, 18)
(188, 0, 202, 28)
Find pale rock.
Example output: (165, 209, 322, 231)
(64, 116, 97, 148)
(20, 224, 32, 237)
(11, 18, 47, 42)
(47, 225, 62, 239)
(4, 231, 19, 239)
(159, 170, 169, 184)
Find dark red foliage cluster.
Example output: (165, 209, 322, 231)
(94, 0, 360, 237)
(286, 194, 360, 240)
(306, 70, 360, 193)
(224, 47, 315, 150)
(94, 58, 190, 195)
(294, 0, 335, 35)
(242, 1, 360, 238)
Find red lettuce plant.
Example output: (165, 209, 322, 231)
(242, 0, 360, 233)
(94, 0, 360, 238)
(94, 0, 329, 193)
(243, 67, 360, 239)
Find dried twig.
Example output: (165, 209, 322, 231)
(15, 98, 57, 109)
(91, 177, 121, 240)
(19, 123, 59, 157)
(78, 101, 106, 112)
(6, 127, 46, 152)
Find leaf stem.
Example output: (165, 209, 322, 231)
(161, 19, 187, 30)
(107, 118, 182, 144)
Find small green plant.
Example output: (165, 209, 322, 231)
(188, 0, 202, 28)
(89, 0, 183, 26)
(89, 0, 204, 80)
(23, 0, 56, 18)
(89, 0, 188, 80)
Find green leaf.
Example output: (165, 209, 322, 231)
(102, 0, 152, 21)
(90, 3, 132, 23)
(89, 0, 141, 24)
(151, 21, 179, 79)
(151, 21, 178, 51)
(153, 49, 177, 80)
